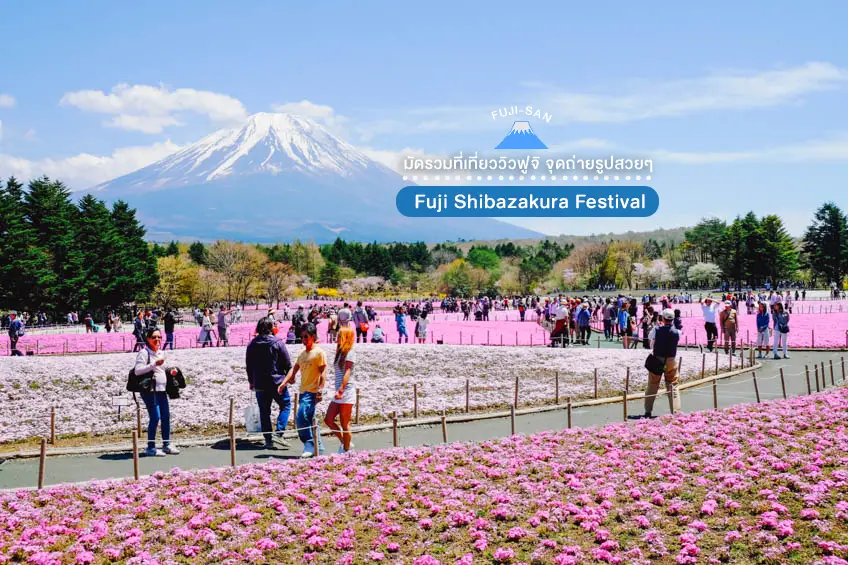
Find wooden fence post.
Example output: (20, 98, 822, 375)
(753, 371, 760, 404)
(50, 407, 55, 445)
(594, 368, 598, 399)
(413, 384, 418, 419)
(712, 376, 718, 409)
(567, 397, 572, 429)
(392, 416, 398, 447)
(510, 405, 516, 436)
(830, 360, 835, 386)
(354, 388, 360, 424)
(441, 413, 448, 443)
(553, 371, 560, 405)
(136, 404, 142, 438)
(465, 379, 470, 413)
(821, 362, 827, 388)
(779, 368, 786, 400)
(715, 352, 719, 375)
(701, 354, 706, 379)
(814, 365, 820, 393)
(514, 376, 519, 408)
(228, 398, 234, 428)
(38, 438, 47, 490)
(805, 365, 812, 395)
(842, 357, 846, 381)
(132, 431, 140, 480)
(229, 424, 236, 467)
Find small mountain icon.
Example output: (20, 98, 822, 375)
(495, 120, 548, 150)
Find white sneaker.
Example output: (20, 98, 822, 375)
(145, 447, 166, 457)
(300, 450, 315, 458)
(163, 444, 180, 455)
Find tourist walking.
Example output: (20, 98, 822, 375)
(772, 302, 790, 360)
(700, 297, 720, 352)
(640, 308, 681, 418)
(132, 311, 145, 352)
(134, 328, 180, 456)
(395, 307, 409, 343)
(719, 300, 738, 355)
(246, 317, 292, 449)
(217, 305, 232, 347)
(163, 309, 176, 350)
(324, 325, 356, 453)
(352, 301, 369, 343)
(278, 323, 326, 457)
(7, 311, 24, 356)
(415, 311, 429, 344)
(755, 302, 770, 359)
(200, 309, 214, 348)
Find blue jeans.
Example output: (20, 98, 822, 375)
(140, 391, 171, 449)
(255, 387, 291, 445)
(603, 320, 612, 339)
(164, 332, 175, 350)
(295, 392, 324, 454)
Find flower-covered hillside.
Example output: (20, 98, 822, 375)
(1, 388, 846, 564)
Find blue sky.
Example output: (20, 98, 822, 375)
(1, 0, 847, 236)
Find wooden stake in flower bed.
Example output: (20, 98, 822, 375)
(715, 352, 719, 374)
(413, 384, 418, 419)
(510, 405, 516, 436)
(567, 396, 572, 429)
(136, 405, 142, 438)
(842, 357, 846, 381)
(753, 371, 760, 404)
(229, 424, 236, 467)
(38, 438, 47, 490)
(821, 361, 827, 388)
(814, 365, 820, 393)
(554, 371, 559, 405)
(830, 360, 835, 386)
(355, 388, 360, 424)
(701, 354, 706, 379)
(780, 368, 786, 400)
(50, 407, 55, 445)
(805, 365, 812, 395)
(441, 413, 448, 443)
(392, 416, 398, 447)
(132, 430, 140, 480)
(514, 376, 519, 409)
(712, 376, 718, 409)
(465, 379, 470, 413)
(623, 368, 630, 421)
(228, 398, 234, 428)
(594, 368, 598, 399)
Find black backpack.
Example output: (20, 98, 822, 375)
(127, 350, 153, 393)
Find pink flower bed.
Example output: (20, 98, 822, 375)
(2, 389, 847, 563)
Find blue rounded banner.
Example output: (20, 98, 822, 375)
(396, 186, 658, 217)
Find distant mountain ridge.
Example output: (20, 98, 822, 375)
(91, 112, 543, 244)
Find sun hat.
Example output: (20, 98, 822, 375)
(662, 308, 675, 320)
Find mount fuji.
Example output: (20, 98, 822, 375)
(91, 113, 543, 243)
(495, 121, 548, 150)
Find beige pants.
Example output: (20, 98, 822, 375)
(645, 357, 680, 414)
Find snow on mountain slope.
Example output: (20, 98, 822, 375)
(94, 113, 390, 194)
(91, 112, 544, 243)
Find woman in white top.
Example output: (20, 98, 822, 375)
(324, 325, 357, 453)
(134, 327, 179, 457)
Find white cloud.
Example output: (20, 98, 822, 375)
(547, 62, 846, 123)
(60, 83, 248, 134)
(0, 94, 14, 108)
(271, 99, 349, 136)
(0, 140, 182, 190)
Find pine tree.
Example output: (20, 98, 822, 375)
(23, 177, 83, 312)
(165, 241, 180, 257)
(188, 241, 208, 265)
(803, 202, 848, 286)
(74, 194, 117, 314)
(108, 200, 158, 309)
(0, 177, 55, 311)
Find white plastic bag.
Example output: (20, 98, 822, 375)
(243, 404, 261, 433)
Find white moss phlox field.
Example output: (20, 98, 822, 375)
(0, 345, 707, 443)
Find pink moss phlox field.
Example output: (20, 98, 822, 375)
(0, 346, 706, 443)
(1, 389, 847, 563)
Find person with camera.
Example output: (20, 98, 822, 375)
(7, 311, 24, 356)
(638, 308, 681, 419)
(134, 327, 180, 456)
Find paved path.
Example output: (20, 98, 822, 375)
(0, 350, 843, 490)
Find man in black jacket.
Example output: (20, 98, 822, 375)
(246, 317, 292, 449)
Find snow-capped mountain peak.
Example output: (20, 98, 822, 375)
(495, 120, 548, 150)
(95, 112, 382, 193)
